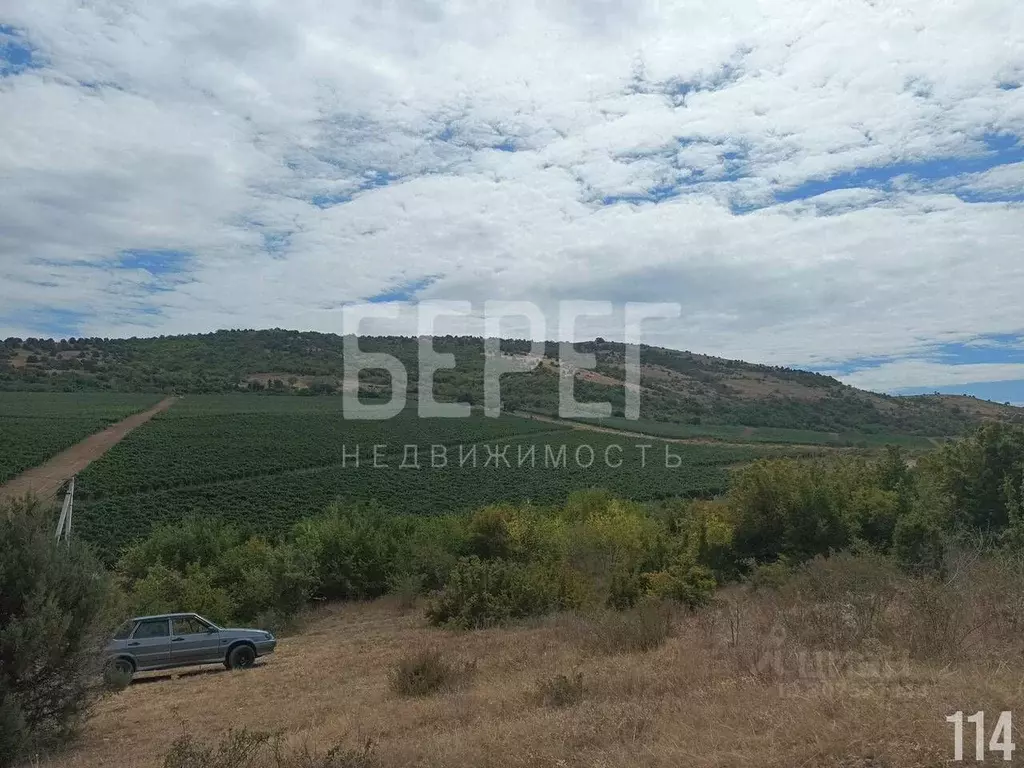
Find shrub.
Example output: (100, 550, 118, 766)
(292, 504, 401, 601)
(605, 567, 644, 610)
(892, 511, 947, 575)
(0, 498, 118, 767)
(644, 561, 716, 608)
(118, 522, 315, 627)
(163, 729, 377, 768)
(727, 459, 858, 565)
(536, 672, 585, 708)
(389, 650, 474, 697)
(387, 572, 424, 611)
(216, 539, 315, 622)
(127, 563, 236, 626)
(466, 505, 516, 560)
(426, 557, 584, 629)
(571, 599, 674, 655)
(101, 663, 133, 693)
(118, 517, 242, 581)
(774, 553, 901, 652)
(397, 516, 468, 592)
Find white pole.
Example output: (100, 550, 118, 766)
(65, 476, 75, 545)
(55, 483, 71, 543)
(55, 476, 75, 544)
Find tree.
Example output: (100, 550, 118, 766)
(0, 498, 118, 767)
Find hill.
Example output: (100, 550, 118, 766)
(1, 330, 1020, 436)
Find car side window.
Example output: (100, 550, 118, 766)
(133, 620, 170, 639)
(172, 618, 207, 635)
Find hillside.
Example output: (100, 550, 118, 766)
(2, 330, 1020, 436)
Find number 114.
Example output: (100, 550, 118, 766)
(947, 711, 1015, 762)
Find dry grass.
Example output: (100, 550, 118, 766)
(389, 650, 475, 697)
(35, 560, 1024, 768)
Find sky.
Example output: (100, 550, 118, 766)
(0, 0, 1022, 400)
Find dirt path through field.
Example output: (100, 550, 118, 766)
(0, 396, 178, 503)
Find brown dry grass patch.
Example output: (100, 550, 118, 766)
(35, 572, 1022, 768)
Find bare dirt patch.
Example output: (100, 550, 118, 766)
(0, 397, 177, 503)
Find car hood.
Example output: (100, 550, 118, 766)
(218, 627, 273, 639)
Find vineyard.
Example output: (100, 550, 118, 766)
(0, 393, 163, 485)
(72, 395, 812, 560)
(564, 415, 938, 449)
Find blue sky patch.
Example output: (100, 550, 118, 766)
(310, 170, 401, 208)
(312, 192, 353, 208)
(365, 276, 439, 303)
(361, 170, 399, 189)
(931, 338, 1024, 365)
(117, 249, 191, 275)
(895, 380, 1024, 405)
(9, 308, 88, 339)
(824, 335, 1024, 374)
(776, 132, 1024, 204)
(0, 24, 42, 77)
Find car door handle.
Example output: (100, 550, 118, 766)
(128, 642, 140, 646)
(171, 637, 184, 642)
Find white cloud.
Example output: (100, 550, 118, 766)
(834, 360, 1024, 392)
(962, 162, 1024, 196)
(0, 0, 1022, 395)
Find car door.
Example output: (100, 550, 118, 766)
(128, 618, 172, 670)
(170, 616, 222, 666)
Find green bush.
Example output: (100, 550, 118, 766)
(127, 563, 236, 626)
(893, 512, 947, 575)
(292, 503, 401, 601)
(605, 567, 644, 610)
(644, 561, 717, 609)
(727, 459, 858, 565)
(0, 498, 118, 767)
(426, 557, 584, 629)
(118, 517, 242, 581)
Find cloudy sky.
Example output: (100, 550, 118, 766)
(1, 0, 1022, 398)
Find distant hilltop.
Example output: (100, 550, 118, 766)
(2, 330, 1021, 437)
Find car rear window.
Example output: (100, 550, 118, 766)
(133, 620, 170, 639)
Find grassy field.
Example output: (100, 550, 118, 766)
(0, 392, 163, 485)
(73, 395, 815, 560)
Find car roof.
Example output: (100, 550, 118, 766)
(129, 613, 200, 622)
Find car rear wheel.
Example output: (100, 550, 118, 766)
(226, 644, 256, 670)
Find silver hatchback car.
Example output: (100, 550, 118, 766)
(105, 613, 276, 681)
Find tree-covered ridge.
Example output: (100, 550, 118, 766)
(1, 329, 1020, 435)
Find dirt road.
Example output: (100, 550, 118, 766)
(0, 396, 177, 503)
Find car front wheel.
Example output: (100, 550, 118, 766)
(226, 644, 256, 670)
